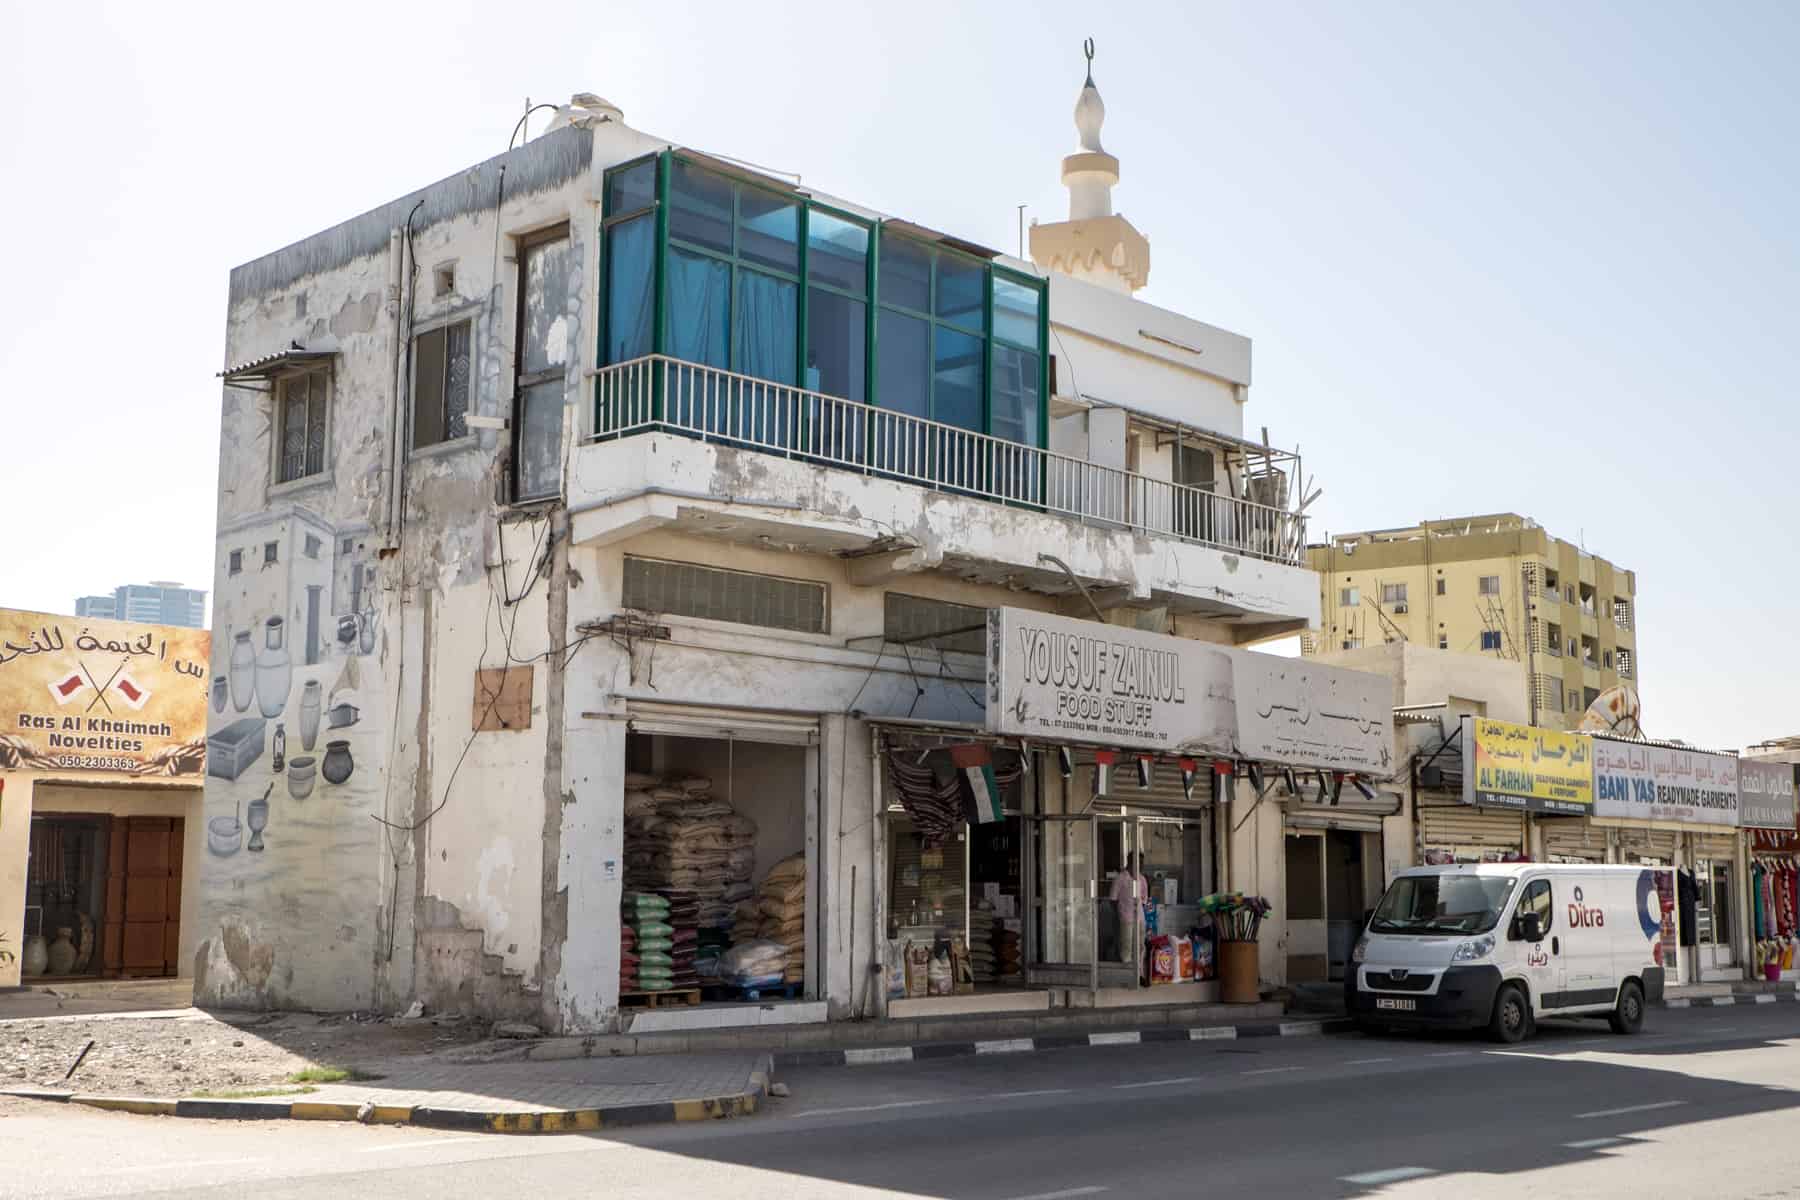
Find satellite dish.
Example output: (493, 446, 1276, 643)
(1578, 684, 1642, 738)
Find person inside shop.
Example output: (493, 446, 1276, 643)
(1108, 852, 1149, 969)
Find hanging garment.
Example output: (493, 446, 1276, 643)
(1678, 870, 1698, 947)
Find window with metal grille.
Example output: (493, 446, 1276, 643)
(884, 594, 985, 655)
(1381, 582, 1406, 606)
(1478, 575, 1500, 596)
(621, 556, 828, 633)
(1617, 648, 1633, 678)
(276, 368, 329, 483)
(1480, 630, 1502, 651)
(413, 320, 472, 449)
(1613, 598, 1634, 629)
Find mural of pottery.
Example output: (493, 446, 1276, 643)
(287, 756, 316, 800)
(211, 675, 228, 714)
(247, 794, 269, 852)
(326, 702, 360, 729)
(359, 604, 376, 655)
(255, 617, 292, 719)
(272, 724, 286, 772)
(208, 815, 243, 856)
(229, 631, 255, 712)
(47, 928, 77, 975)
(21, 935, 48, 977)
(298, 681, 322, 750)
(322, 739, 354, 785)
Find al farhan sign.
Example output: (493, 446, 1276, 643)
(1593, 737, 1740, 827)
(1463, 716, 1594, 814)
(983, 608, 1395, 774)
(0, 608, 209, 777)
(986, 608, 1234, 753)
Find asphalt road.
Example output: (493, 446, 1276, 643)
(10, 1003, 1800, 1199)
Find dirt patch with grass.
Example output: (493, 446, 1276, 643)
(1, 1009, 502, 1098)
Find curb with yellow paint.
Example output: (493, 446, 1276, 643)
(1, 1057, 773, 1135)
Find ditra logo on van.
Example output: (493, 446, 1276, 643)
(1567, 885, 1605, 928)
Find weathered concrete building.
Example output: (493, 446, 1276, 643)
(196, 63, 1391, 1033)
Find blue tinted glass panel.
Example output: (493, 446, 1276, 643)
(606, 159, 656, 216)
(990, 343, 1040, 446)
(879, 236, 931, 311)
(733, 269, 798, 385)
(604, 214, 654, 364)
(876, 309, 928, 417)
(992, 276, 1040, 346)
(807, 288, 865, 402)
(935, 255, 985, 330)
(808, 211, 869, 295)
(933, 326, 983, 432)
(738, 189, 800, 273)
(669, 160, 732, 253)
(665, 247, 730, 368)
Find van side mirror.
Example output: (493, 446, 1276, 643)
(1515, 912, 1544, 943)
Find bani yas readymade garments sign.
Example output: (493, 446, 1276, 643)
(0, 607, 209, 776)
(1462, 716, 1594, 814)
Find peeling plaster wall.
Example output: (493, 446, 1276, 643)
(200, 125, 605, 1016)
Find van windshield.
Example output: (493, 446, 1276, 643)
(1370, 875, 1516, 936)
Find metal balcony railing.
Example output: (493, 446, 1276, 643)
(593, 355, 1306, 565)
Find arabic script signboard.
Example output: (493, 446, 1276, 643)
(0, 608, 209, 777)
(1593, 737, 1739, 827)
(1740, 759, 1798, 831)
(1462, 716, 1593, 814)
(985, 608, 1233, 754)
(1233, 654, 1395, 778)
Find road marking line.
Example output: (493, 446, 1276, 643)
(358, 1138, 491, 1153)
(975, 1038, 1035, 1054)
(1344, 1057, 1395, 1065)
(1564, 1137, 1626, 1150)
(1340, 1167, 1433, 1186)
(1575, 1100, 1686, 1119)
(1088, 1032, 1141, 1045)
(1002, 1188, 1109, 1200)
(844, 1046, 915, 1065)
(793, 1099, 942, 1117)
(1241, 1066, 1304, 1076)
(1112, 1076, 1204, 1089)
(1428, 1050, 1473, 1057)
(986, 1088, 1073, 1099)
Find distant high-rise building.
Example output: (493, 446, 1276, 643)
(73, 581, 208, 628)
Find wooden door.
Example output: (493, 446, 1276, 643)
(103, 817, 182, 978)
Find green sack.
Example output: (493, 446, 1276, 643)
(638, 951, 673, 967)
(636, 937, 673, 953)
(633, 921, 675, 938)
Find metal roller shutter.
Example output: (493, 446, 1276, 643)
(626, 700, 820, 745)
(1615, 826, 1678, 861)
(1690, 832, 1737, 861)
(1542, 820, 1608, 862)
(1419, 805, 1525, 853)
(1094, 759, 1214, 811)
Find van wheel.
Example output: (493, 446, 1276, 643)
(1489, 984, 1529, 1044)
(1609, 981, 1645, 1035)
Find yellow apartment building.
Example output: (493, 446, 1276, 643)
(1300, 514, 1638, 729)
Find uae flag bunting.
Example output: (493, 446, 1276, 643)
(47, 671, 87, 706)
(951, 743, 1004, 824)
(112, 673, 152, 711)
(1136, 756, 1154, 789)
(1018, 741, 1032, 775)
(1056, 745, 1074, 779)
(1093, 749, 1118, 796)
(1179, 758, 1199, 802)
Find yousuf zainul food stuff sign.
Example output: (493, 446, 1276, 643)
(0, 608, 210, 777)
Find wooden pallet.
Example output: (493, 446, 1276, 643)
(619, 988, 701, 1009)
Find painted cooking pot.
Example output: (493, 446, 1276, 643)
(208, 815, 243, 856)
(321, 740, 354, 785)
(288, 756, 317, 800)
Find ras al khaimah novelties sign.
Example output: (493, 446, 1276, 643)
(0, 607, 210, 777)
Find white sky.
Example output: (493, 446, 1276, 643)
(2, 0, 1794, 752)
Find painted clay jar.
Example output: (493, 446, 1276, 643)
(20, 935, 48, 977)
(287, 756, 316, 800)
(255, 617, 292, 719)
(46, 928, 77, 975)
(298, 681, 322, 751)
(322, 740, 354, 785)
(229, 631, 255, 712)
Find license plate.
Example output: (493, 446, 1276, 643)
(1375, 998, 1416, 1011)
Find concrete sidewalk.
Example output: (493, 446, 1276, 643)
(6, 1050, 774, 1134)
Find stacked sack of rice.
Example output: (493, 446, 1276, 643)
(718, 938, 787, 991)
(667, 890, 700, 990)
(619, 922, 638, 993)
(994, 921, 1022, 981)
(968, 907, 997, 983)
(622, 774, 759, 955)
(756, 854, 806, 985)
(624, 892, 674, 992)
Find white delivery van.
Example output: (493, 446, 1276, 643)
(1345, 863, 1670, 1043)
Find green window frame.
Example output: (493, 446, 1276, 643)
(598, 151, 1048, 461)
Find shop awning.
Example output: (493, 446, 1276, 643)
(217, 348, 335, 385)
(625, 700, 819, 746)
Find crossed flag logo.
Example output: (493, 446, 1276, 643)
(46, 661, 151, 713)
